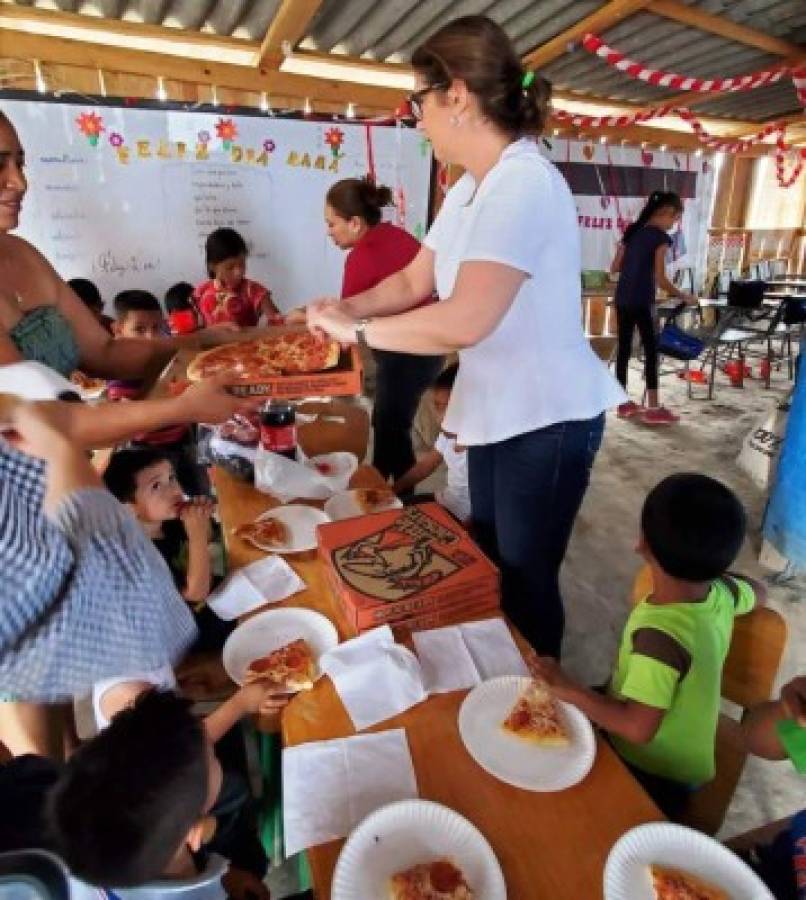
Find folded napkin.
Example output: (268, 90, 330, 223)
(282, 728, 418, 857)
(412, 617, 529, 694)
(319, 626, 427, 730)
(207, 555, 305, 620)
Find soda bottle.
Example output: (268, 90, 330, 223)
(260, 400, 297, 460)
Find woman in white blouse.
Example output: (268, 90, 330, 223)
(306, 15, 624, 657)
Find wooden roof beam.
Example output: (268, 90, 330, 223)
(649, 0, 804, 58)
(0, 29, 404, 110)
(257, 0, 326, 69)
(522, 0, 655, 70)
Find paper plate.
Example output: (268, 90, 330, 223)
(331, 799, 507, 900)
(222, 607, 338, 687)
(458, 676, 596, 792)
(252, 505, 330, 553)
(604, 822, 775, 900)
(305, 452, 358, 482)
(324, 488, 403, 521)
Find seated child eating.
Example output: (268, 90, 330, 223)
(532, 472, 766, 819)
(107, 289, 205, 494)
(0, 689, 287, 898)
(103, 446, 229, 653)
(393, 364, 470, 523)
(193, 228, 280, 328)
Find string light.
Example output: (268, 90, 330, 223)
(97, 69, 107, 97)
(659, 143, 667, 151)
(156, 75, 167, 102)
(695, 148, 703, 157)
(552, 128, 559, 137)
(211, 84, 219, 106)
(599, 135, 607, 144)
(346, 101, 356, 119)
(259, 91, 269, 112)
(303, 97, 312, 115)
(34, 60, 46, 94)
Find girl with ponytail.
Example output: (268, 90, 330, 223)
(302, 15, 624, 659)
(324, 176, 444, 480)
(611, 191, 697, 425)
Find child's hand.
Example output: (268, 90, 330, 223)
(236, 680, 293, 717)
(781, 676, 806, 727)
(526, 653, 579, 702)
(179, 496, 215, 540)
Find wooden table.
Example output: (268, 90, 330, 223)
(214, 467, 664, 898)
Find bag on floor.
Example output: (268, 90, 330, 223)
(736, 401, 790, 490)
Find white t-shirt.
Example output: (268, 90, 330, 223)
(424, 138, 625, 446)
(434, 431, 470, 522)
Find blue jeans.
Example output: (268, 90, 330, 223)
(468, 414, 605, 658)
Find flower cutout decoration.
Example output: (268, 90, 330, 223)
(263, 138, 276, 153)
(198, 129, 211, 145)
(215, 117, 238, 149)
(324, 126, 345, 159)
(76, 111, 104, 147)
(109, 132, 124, 148)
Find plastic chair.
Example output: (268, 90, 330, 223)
(630, 565, 787, 834)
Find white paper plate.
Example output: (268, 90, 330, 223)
(458, 676, 596, 792)
(324, 488, 403, 521)
(222, 607, 338, 687)
(305, 452, 358, 481)
(604, 822, 775, 900)
(332, 799, 507, 900)
(252, 505, 330, 553)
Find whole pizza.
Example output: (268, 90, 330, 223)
(187, 333, 341, 382)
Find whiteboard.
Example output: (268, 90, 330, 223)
(2, 99, 433, 311)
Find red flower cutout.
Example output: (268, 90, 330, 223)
(215, 118, 238, 142)
(324, 127, 345, 151)
(76, 111, 104, 138)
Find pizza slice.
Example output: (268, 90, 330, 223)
(501, 679, 570, 747)
(388, 859, 474, 900)
(355, 487, 398, 514)
(245, 638, 317, 692)
(234, 516, 289, 549)
(649, 866, 730, 900)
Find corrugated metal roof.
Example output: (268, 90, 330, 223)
(4, 0, 805, 120)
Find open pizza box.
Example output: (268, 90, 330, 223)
(317, 502, 500, 636)
(152, 325, 363, 401)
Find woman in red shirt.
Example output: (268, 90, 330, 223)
(326, 178, 444, 480)
(192, 227, 279, 328)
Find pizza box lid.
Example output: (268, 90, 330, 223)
(317, 503, 499, 614)
(149, 326, 363, 400)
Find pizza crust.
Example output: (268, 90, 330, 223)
(234, 517, 290, 549)
(649, 866, 730, 900)
(355, 487, 398, 514)
(245, 638, 317, 692)
(501, 680, 570, 747)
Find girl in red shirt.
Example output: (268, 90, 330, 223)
(325, 178, 444, 480)
(192, 227, 280, 328)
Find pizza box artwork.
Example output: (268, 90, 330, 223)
(156, 325, 363, 400)
(317, 502, 500, 633)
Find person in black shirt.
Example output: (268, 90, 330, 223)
(611, 191, 697, 426)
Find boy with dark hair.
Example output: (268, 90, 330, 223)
(68, 277, 114, 332)
(393, 364, 470, 523)
(0, 689, 287, 898)
(112, 290, 166, 341)
(102, 446, 228, 652)
(533, 472, 766, 818)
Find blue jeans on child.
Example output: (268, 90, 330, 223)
(468, 413, 605, 658)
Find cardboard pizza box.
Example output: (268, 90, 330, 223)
(317, 503, 500, 633)
(389, 600, 503, 640)
(152, 325, 363, 401)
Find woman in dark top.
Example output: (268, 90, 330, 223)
(611, 191, 696, 426)
(324, 178, 444, 480)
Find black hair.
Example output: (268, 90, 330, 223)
(433, 362, 459, 391)
(326, 177, 394, 228)
(164, 281, 194, 313)
(46, 690, 209, 888)
(411, 15, 551, 138)
(205, 228, 248, 277)
(68, 278, 103, 312)
(641, 473, 746, 581)
(103, 447, 172, 503)
(113, 290, 163, 318)
(623, 191, 683, 244)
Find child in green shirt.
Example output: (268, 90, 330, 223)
(532, 472, 766, 818)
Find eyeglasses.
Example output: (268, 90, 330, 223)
(407, 83, 448, 120)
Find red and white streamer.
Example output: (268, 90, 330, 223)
(582, 34, 796, 96)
